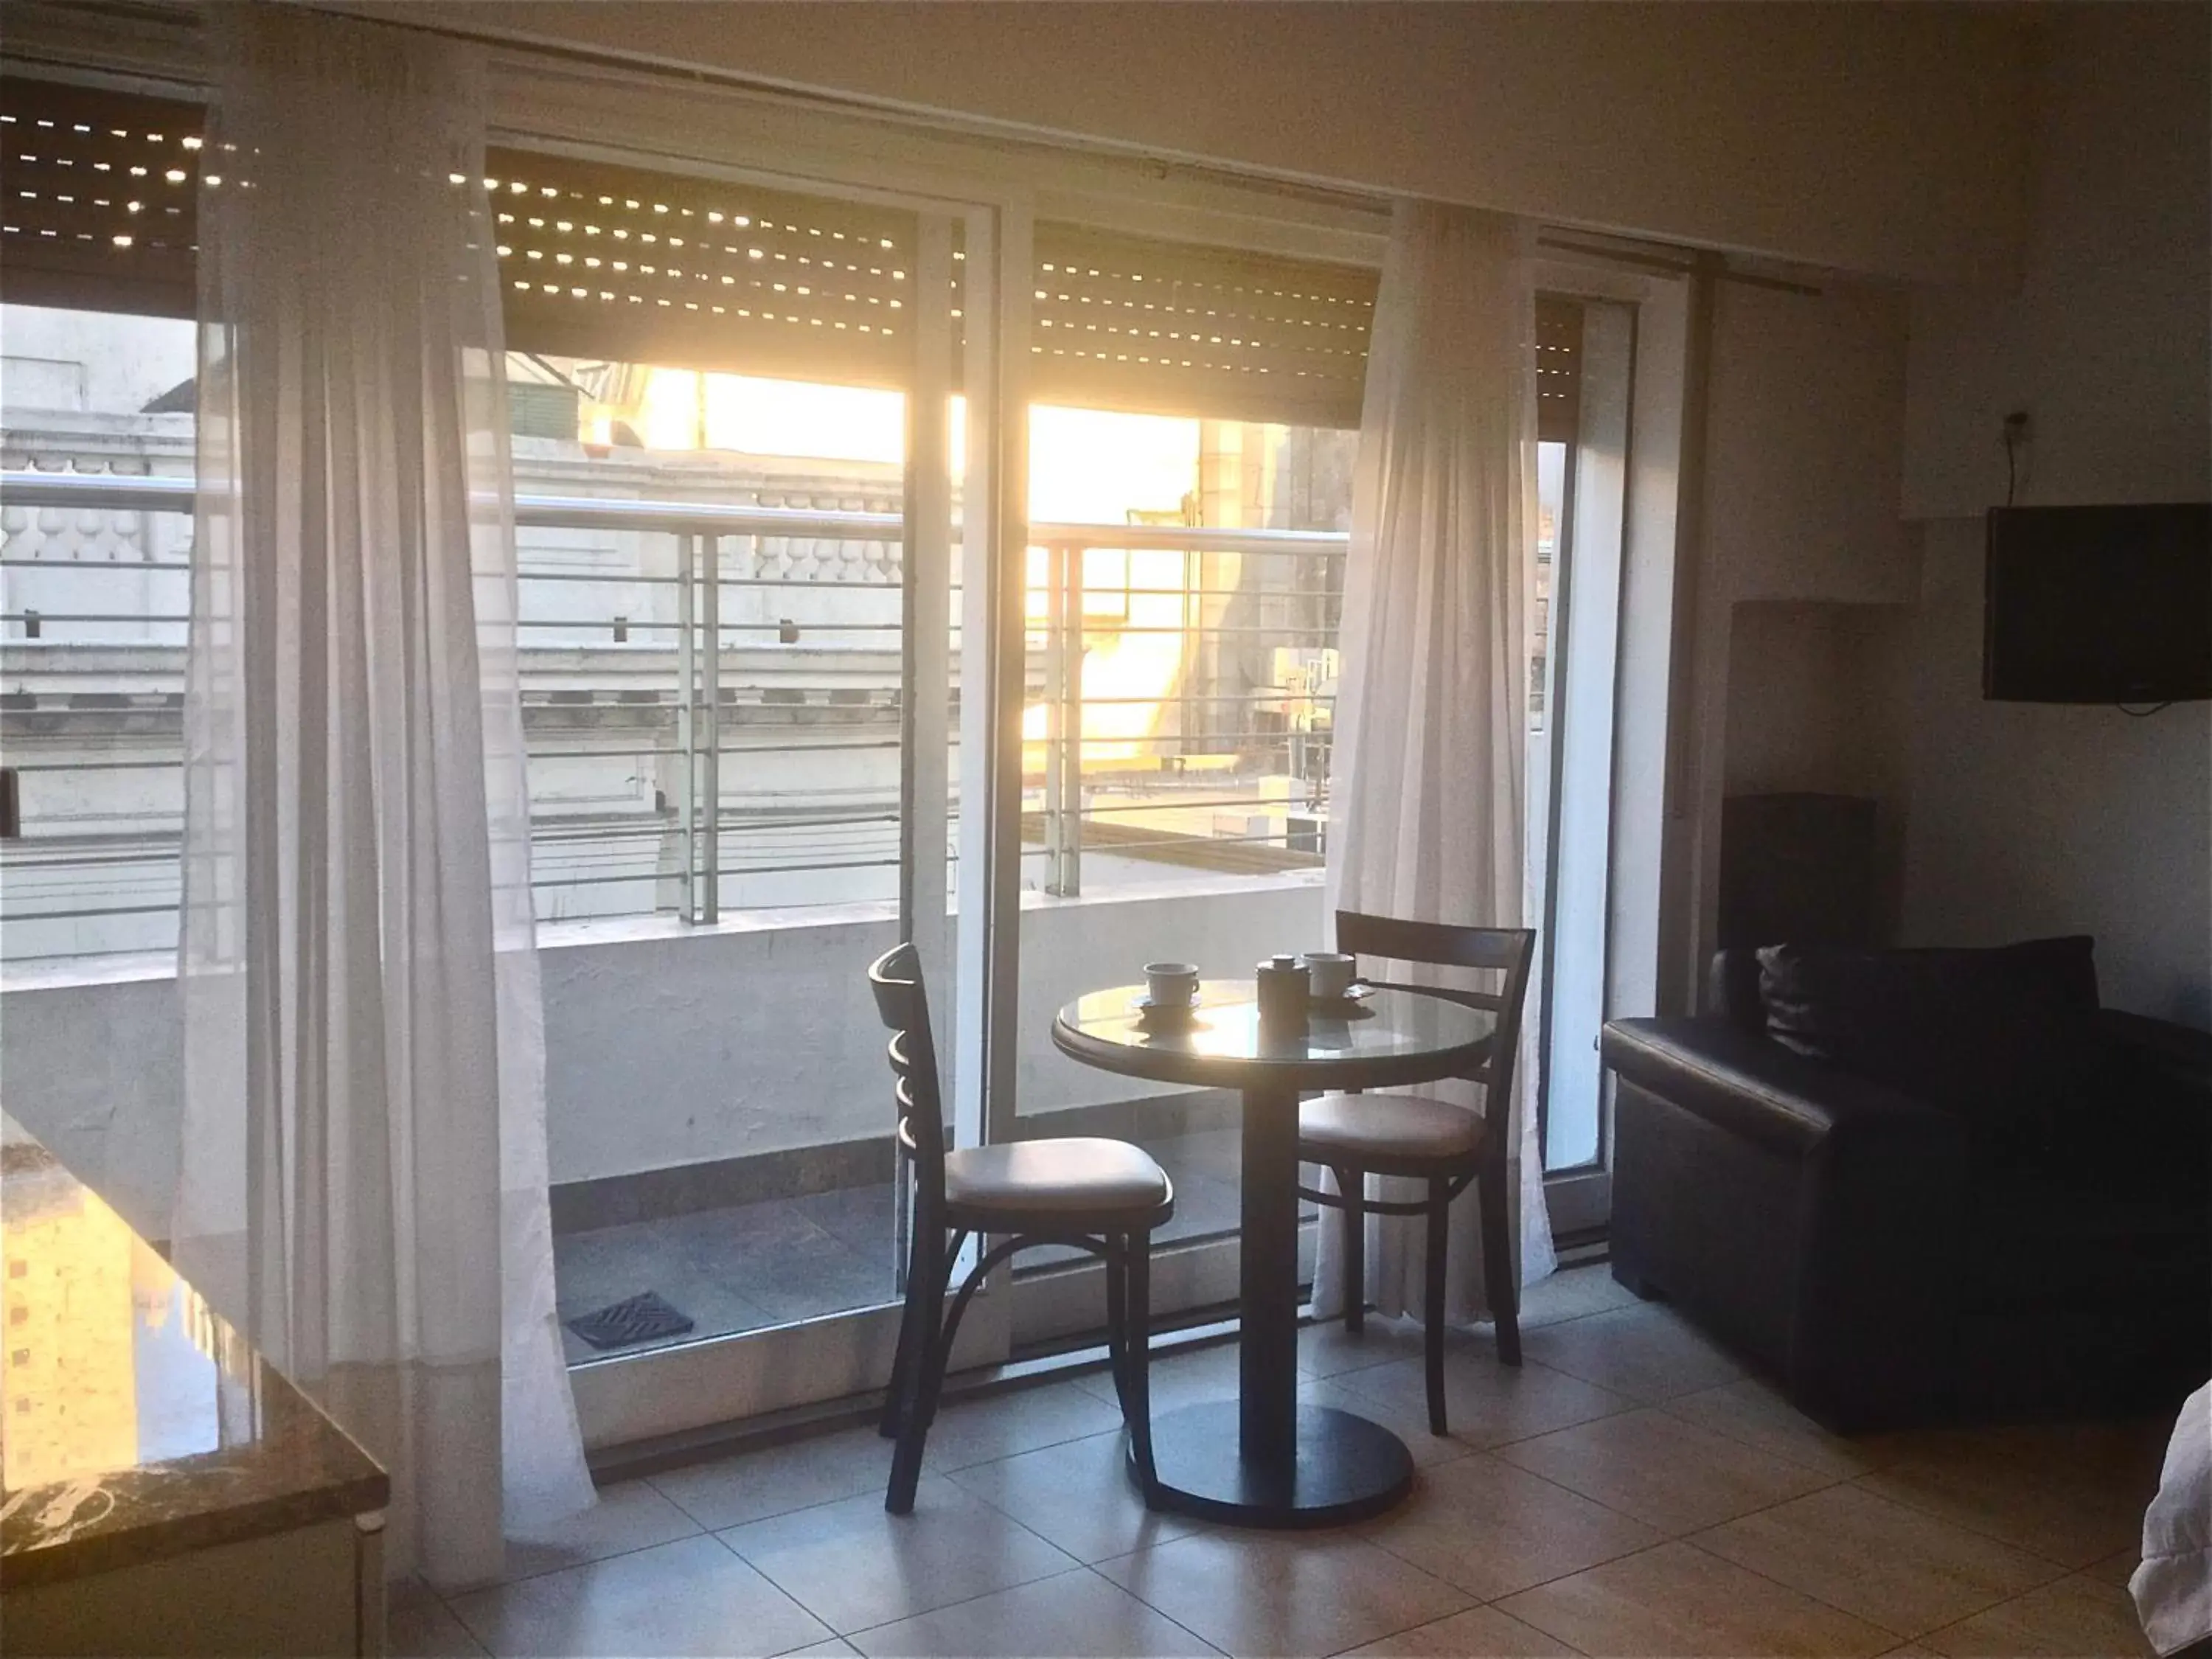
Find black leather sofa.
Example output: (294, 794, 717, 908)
(1602, 939, 2211, 1431)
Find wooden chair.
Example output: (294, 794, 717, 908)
(869, 942, 1175, 1514)
(1296, 911, 1537, 1436)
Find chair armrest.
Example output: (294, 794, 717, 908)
(1601, 1017, 1964, 1160)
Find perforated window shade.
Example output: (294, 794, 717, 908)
(1032, 221, 1582, 439)
(1030, 223, 1374, 428)
(484, 146, 927, 387)
(1, 77, 1583, 438)
(0, 76, 203, 319)
(1537, 296, 1582, 443)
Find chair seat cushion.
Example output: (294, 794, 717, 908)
(944, 1138, 1170, 1214)
(1298, 1092, 1486, 1163)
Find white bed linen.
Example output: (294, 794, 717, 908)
(2133, 1380, 2212, 1656)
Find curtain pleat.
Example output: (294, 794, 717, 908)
(1315, 201, 1557, 1326)
(173, 4, 593, 1589)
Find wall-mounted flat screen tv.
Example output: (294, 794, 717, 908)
(1983, 504, 2211, 703)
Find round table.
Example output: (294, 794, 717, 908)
(1051, 978, 1495, 1528)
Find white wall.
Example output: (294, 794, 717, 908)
(1723, 601, 1913, 935)
(1896, 2, 2212, 1024)
(1677, 271, 1918, 1000)
(1712, 283, 1916, 609)
(1903, 4, 2211, 518)
(0, 877, 1325, 1236)
(383, 1, 2034, 285)
(1900, 523, 2210, 1024)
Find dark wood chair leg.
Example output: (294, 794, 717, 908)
(1124, 1234, 1160, 1506)
(880, 1221, 930, 1439)
(886, 1232, 959, 1514)
(1424, 1176, 1450, 1436)
(1104, 1233, 1133, 1421)
(1340, 1166, 1366, 1335)
(1478, 1149, 1522, 1366)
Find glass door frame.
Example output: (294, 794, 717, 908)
(519, 119, 1037, 1448)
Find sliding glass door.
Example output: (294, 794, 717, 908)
(1531, 298, 1635, 1234)
(483, 142, 1020, 1446)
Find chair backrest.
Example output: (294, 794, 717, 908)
(1335, 909, 1537, 1105)
(868, 942, 947, 1213)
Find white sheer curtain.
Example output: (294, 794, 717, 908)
(1314, 201, 1556, 1325)
(173, 5, 593, 1589)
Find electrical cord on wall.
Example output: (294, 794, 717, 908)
(2001, 411, 2031, 506)
(2118, 702, 2175, 717)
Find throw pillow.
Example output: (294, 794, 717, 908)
(1757, 936, 2101, 1160)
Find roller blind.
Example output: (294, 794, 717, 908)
(1536, 295, 1582, 442)
(1032, 220, 1582, 438)
(0, 76, 203, 319)
(483, 145, 925, 388)
(1029, 222, 1376, 428)
(1, 76, 1582, 439)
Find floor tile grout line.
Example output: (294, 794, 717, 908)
(443, 1517, 715, 1599)
(1352, 1498, 1665, 1610)
(1074, 1559, 1234, 1659)
(1098, 1528, 1480, 1659)
(1494, 1534, 1904, 1659)
(1478, 1411, 1862, 1540)
(1826, 1474, 2091, 1579)
(1637, 1393, 1897, 1484)
(835, 1559, 1235, 1658)
(1307, 1593, 1482, 1659)
(1837, 1470, 2113, 1574)
(1674, 1526, 2076, 1649)
(1672, 1530, 1926, 1644)
(820, 1560, 1081, 1648)
(706, 1478, 1089, 1638)
(1645, 1392, 1892, 1481)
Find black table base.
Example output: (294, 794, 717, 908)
(1131, 1401, 1416, 1528)
(1051, 988, 1492, 1535)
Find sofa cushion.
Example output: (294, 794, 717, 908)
(1756, 936, 2101, 1160)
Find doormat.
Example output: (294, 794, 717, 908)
(566, 1290, 695, 1350)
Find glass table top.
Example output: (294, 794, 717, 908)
(1053, 979, 1495, 1091)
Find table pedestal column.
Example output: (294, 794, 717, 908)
(1133, 1082, 1415, 1528)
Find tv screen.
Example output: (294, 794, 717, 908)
(1983, 504, 2212, 703)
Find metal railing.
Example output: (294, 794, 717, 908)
(1026, 520, 1343, 897)
(0, 467, 1347, 959)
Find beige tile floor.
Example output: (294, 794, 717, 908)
(394, 1267, 2171, 1658)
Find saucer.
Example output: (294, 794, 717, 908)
(1132, 992, 1201, 1028)
(1132, 990, 1202, 1014)
(1307, 982, 1377, 1013)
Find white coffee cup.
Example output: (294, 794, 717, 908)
(1144, 961, 1200, 1006)
(1302, 950, 1356, 1001)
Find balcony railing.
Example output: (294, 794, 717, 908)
(0, 465, 1346, 962)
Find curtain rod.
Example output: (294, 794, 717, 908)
(315, 1, 1394, 224)
(12, 0, 1823, 296)
(1536, 234, 1825, 296)
(383, 5, 1819, 295)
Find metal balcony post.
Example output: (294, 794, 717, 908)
(1060, 540, 1082, 896)
(675, 531, 696, 922)
(700, 534, 722, 924)
(1043, 539, 1067, 895)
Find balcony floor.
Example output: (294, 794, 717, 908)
(554, 1128, 1261, 1364)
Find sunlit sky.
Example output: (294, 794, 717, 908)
(636, 369, 1200, 523)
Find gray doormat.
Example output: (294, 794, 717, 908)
(566, 1290, 695, 1350)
